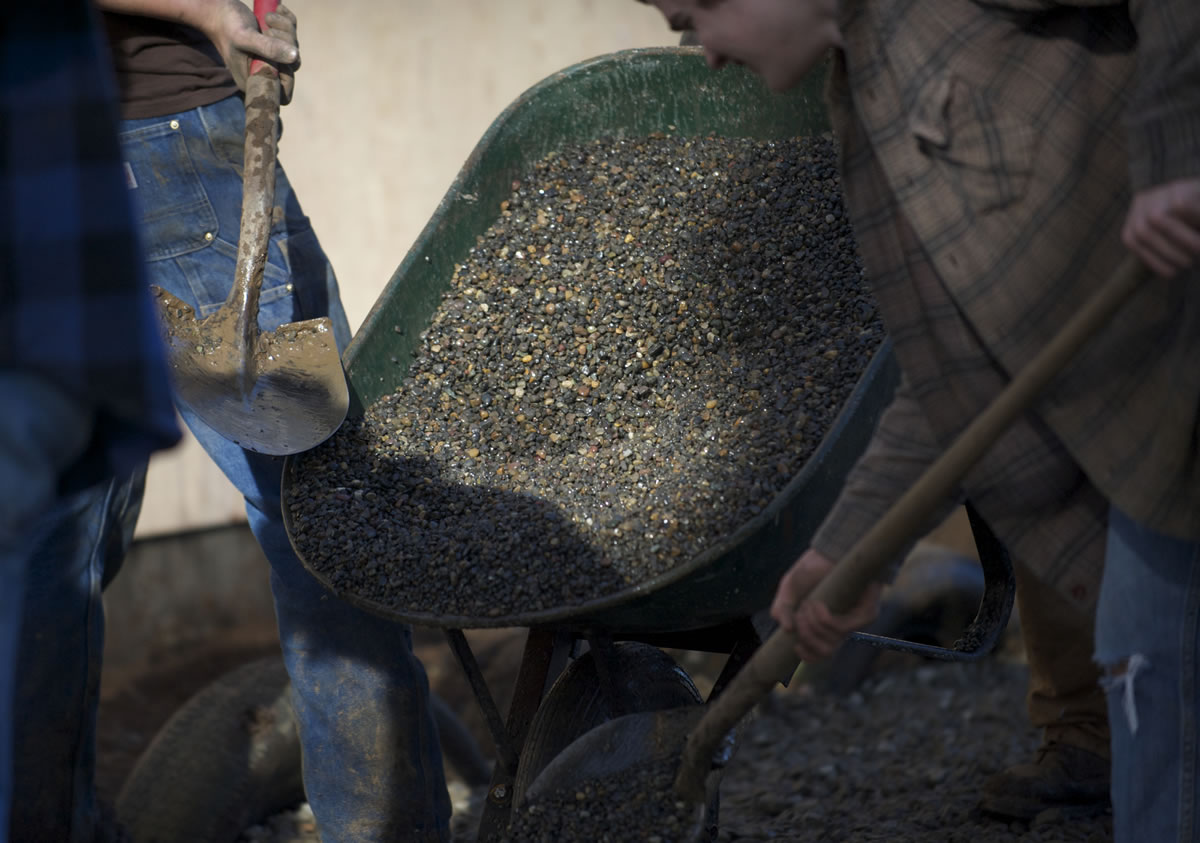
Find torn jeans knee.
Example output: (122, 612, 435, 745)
(1099, 653, 1149, 735)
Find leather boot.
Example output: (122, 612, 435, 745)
(979, 741, 1111, 821)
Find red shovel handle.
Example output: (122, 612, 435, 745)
(249, 0, 281, 76)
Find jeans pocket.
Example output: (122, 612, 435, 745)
(910, 75, 1037, 213)
(119, 120, 219, 260)
(185, 235, 293, 320)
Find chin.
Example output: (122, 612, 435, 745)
(764, 66, 808, 93)
(762, 74, 794, 93)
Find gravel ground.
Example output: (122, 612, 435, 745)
(241, 657, 1112, 843)
(716, 659, 1111, 843)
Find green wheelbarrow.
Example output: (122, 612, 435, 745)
(281, 47, 1017, 842)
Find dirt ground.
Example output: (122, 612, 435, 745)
(233, 655, 1115, 843)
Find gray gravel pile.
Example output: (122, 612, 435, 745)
(715, 659, 1111, 842)
(241, 659, 1112, 842)
(287, 132, 883, 619)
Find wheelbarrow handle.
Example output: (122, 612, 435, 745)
(675, 253, 1149, 802)
(249, 0, 281, 76)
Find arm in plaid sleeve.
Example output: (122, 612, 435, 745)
(809, 375, 961, 567)
(1125, 0, 1200, 189)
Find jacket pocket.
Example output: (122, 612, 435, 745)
(910, 75, 1037, 213)
(119, 120, 219, 260)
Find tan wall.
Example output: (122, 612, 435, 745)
(136, 0, 675, 536)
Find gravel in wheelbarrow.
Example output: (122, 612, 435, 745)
(286, 132, 884, 620)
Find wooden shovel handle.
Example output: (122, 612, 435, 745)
(675, 254, 1149, 801)
(226, 53, 281, 381)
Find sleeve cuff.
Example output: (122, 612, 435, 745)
(1127, 110, 1200, 190)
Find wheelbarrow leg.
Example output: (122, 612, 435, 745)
(473, 628, 574, 843)
(706, 628, 764, 702)
(444, 629, 521, 775)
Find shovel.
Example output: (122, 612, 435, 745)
(151, 0, 348, 456)
(523, 254, 1148, 837)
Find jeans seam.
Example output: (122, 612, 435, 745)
(71, 478, 117, 842)
(1179, 545, 1200, 842)
(196, 97, 241, 182)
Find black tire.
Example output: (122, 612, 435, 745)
(115, 656, 303, 843)
(510, 643, 703, 812)
(116, 655, 491, 841)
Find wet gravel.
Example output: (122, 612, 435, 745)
(287, 132, 883, 620)
(241, 658, 1113, 842)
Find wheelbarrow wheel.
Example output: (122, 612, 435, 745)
(115, 654, 491, 842)
(511, 642, 719, 838)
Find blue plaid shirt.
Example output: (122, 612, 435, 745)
(0, 2, 180, 485)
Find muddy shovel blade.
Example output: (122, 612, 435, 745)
(155, 288, 348, 456)
(151, 13, 348, 457)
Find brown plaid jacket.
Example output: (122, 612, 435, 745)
(810, 0, 1200, 607)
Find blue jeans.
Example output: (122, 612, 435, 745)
(1096, 507, 1200, 843)
(9, 95, 451, 842)
(0, 374, 95, 843)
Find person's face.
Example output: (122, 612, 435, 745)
(646, 0, 830, 92)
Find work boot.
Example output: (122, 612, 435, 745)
(978, 742, 1111, 821)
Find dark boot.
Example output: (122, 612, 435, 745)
(979, 742, 1111, 821)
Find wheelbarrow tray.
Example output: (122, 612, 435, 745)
(282, 47, 900, 634)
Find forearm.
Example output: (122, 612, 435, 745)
(810, 376, 960, 567)
(1126, 0, 1200, 188)
(97, 0, 299, 100)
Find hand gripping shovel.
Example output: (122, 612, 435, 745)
(152, 0, 348, 456)
(523, 255, 1149, 838)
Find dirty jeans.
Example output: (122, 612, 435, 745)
(1096, 507, 1200, 843)
(0, 374, 95, 843)
(8, 94, 451, 842)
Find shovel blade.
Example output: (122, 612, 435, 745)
(155, 288, 349, 456)
(522, 708, 712, 842)
(524, 708, 699, 804)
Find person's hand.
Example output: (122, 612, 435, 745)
(200, 1, 300, 104)
(769, 548, 883, 662)
(1122, 177, 1200, 278)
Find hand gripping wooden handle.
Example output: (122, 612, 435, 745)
(674, 254, 1149, 802)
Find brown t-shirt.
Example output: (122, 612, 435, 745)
(103, 13, 239, 120)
